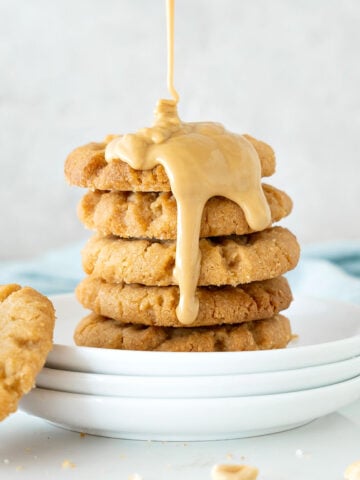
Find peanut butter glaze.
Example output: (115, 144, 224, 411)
(104, 0, 271, 325)
(105, 101, 271, 325)
(166, 0, 179, 103)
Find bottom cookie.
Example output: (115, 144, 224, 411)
(74, 313, 291, 352)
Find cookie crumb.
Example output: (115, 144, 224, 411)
(226, 454, 233, 460)
(62, 460, 76, 469)
(79, 432, 86, 438)
(295, 449, 311, 459)
(211, 464, 259, 480)
(128, 474, 143, 480)
(3, 459, 10, 464)
(16, 466, 24, 471)
(344, 461, 360, 480)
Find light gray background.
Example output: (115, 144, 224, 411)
(0, 0, 359, 259)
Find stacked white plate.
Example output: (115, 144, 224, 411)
(20, 294, 360, 441)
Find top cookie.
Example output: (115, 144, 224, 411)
(0, 284, 55, 421)
(65, 134, 276, 192)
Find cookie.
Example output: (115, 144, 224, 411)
(65, 134, 276, 192)
(0, 284, 55, 421)
(78, 184, 292, 240)
(74, 313, 291, 352)
(76, 276, 292, 328)
(81, 227, 300, 287)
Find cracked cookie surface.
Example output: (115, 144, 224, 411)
(78, 184, 292, 240)
(0, 284, 55, 421)
(76, 276, 292, 328)
(74, 313, 291, 352)
(82, 227, 300, 287)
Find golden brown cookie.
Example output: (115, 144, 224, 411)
(78, 184, 292, 240)
(76, 276, 292, 328)
(74, 313, 291, 352)
(65, 134, 276, 191)
(0, 284, 55, 421)
(82, 227, 300, 287)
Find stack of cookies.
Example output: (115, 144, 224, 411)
(65, 134, 300, 352)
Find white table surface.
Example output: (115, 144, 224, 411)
(1, 400, 359, 480)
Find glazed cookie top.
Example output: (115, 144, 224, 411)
(0, 284, 55, 421)
(65, 134, 276, 192)
(74, 313, 291, 352)
(78, 184, 293, 240)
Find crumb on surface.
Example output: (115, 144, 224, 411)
(128, 474, 143, 480)
(80, 432, 86, 438)
(226, 453, 233, 460)
(15, 466, 24, 471)
(62, 460, 76, 469)
(211, 463, 259, 480)
(3, 459, 10, 464)
(344, 461, 360, 480)
(295, 449, 311, 459)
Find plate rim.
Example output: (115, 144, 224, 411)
(40, 353, 360, 381)
(27, 373, 360, 403)
(37, 355, 360, 398)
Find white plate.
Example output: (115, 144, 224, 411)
(21, 375, 360, 441)
(37, 355, 360, 398)
(45, 294, 360, 375)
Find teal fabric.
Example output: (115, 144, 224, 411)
(0, 243, 83, 296)
(1, 241, 360, 304)
(287, 241, 360, 305)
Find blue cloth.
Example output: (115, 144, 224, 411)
(1, 241, 360, 304)
(0, 243, 84, 296)
(287, 241, 360, 305)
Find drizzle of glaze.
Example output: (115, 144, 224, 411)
(105, 0, 270, 325)
(105, 100, 271, 325)
(166, 0, 179, 103)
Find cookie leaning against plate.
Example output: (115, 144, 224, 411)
(78, 184, 293, 239)
(82, 227, 300, 286)
(64, 134, 276, 192)
(0, 284, 55, 421)
(74, 313, 291, 352)
(76, 276, 292, 328)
